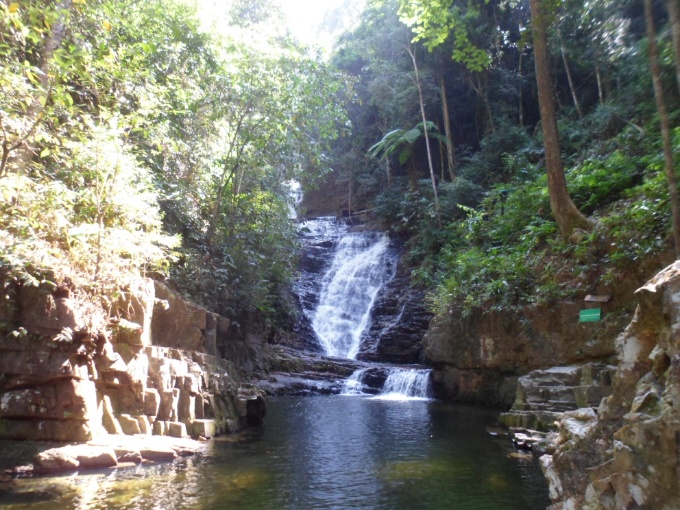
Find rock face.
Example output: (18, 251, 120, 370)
(358, 271, 432, 364)
(540, 262, 680, 509)
(292, 217, 429, 361)
(256, 346, 364, 396)
(423, 295, 637, 406)
(0, 278, 266, 442)
(499, 363, 616, 431)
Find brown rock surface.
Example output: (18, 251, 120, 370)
(540, 261, 680, 509)
(0, 277, 267, 442)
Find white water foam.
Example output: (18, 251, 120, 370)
(373, 368, 432, 401)
(341, 368, 369, 395)
(341, 367, 432, 401)
(311, 231, 394, 359)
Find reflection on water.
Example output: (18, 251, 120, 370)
(0, 396, 550, 509)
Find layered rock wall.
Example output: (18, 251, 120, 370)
(540, 262, 680, 509)
(423, 303, 627, 406)
(0, 278, 266, 442)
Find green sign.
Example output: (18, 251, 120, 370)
(579, 308, 602, 322)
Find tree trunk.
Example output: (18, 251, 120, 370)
(437, 124, 446, 182)
(557, 28, 583, 119)
(646, 0, 680, 258)
(440, 76, 456, 181)
(595, 59, 605, 105)
(379, 115, 392, 187)
(667, 0, 680, 95)
(518, 48, 525, 127)
(530, 0, 591, 238)
(468, 74, 495, 134)
(407, 44, 440, 219)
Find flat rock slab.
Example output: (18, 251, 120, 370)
(9, 434, 206, 476)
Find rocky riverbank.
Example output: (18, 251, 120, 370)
(0, 277, 267, 443)
(537, 261, 680, 509)
(422, 255, 669, 407)
(4, 434, 206, 477)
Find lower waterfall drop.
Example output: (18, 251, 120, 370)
(341, 367, 432, 400)
(341, 368, 368, 395)
(378, 368, 432, 400)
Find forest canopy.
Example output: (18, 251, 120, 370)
(0, 0, 348, 331)
(1, 0, 679, 333)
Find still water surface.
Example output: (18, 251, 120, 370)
(0, 396, 550, 509)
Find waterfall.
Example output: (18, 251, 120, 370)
(341, 368, 368, 395)
(380, 369, 432, 400)
(311, 230, 395, 359)
(341, 367, 432, 400)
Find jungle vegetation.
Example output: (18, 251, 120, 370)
(1, 0, 679, 335)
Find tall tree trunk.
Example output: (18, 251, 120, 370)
(646, 0, 680, 258)
(518, 48, 525, 127)
(530, 0, 591, 238)
(348, 168, 353, 216)
(379, 115, 392, 187)
(407, 44, 440, 219)
(440, 76, 457, 181)
(437, 123, 446, 181)
(667, 0, 680, 95)
(468, 74, 495, 134)
(595, 59, 605, 105)
(557, 28, 583, 119)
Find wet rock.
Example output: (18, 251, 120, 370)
(256, 346, 365, 396)
(358, 278, 432, 364)
(34, 444, 118, 472)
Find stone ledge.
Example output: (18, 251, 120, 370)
(7, 434, 207, 476)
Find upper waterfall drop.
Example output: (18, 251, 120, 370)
(310, 227, 396, 359)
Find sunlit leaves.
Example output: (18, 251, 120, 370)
(397, 0, 491, 72)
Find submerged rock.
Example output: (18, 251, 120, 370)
(11, 434, 207, 475)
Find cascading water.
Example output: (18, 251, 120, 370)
(341, 368, 368, 395)
(341, 367, 432, 400)
(379, 368, 432, 400)
(297, 217, 432, 399)
(310, 228, 396, 359)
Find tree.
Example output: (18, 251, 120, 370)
(667, 0, 680, 96)
(0, 0, 74, 177)
(645, 0, 680, 258)
(529, 0, 591, 238)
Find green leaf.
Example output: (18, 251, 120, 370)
(403, 127, 421, 144)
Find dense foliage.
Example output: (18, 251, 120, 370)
(2, 0, 679, 335)
(0, 0, 347, 331)
(328, 0, 680, 315)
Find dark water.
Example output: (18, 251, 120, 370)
(0, 396, 550, 509)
